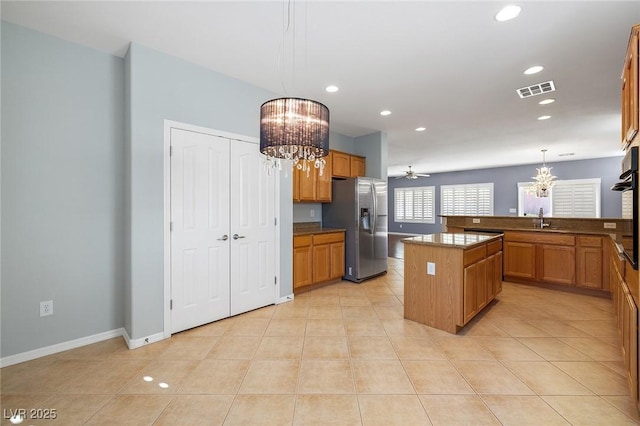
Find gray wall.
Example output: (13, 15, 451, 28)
(1, 22, 125, 357)
(127, 42, 294, 339)
(388, 156, 624, 235)
(354, 132, 388, 180)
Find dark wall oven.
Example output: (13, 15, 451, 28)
(612, 146, 638, 269)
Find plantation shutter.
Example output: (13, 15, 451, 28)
(394, 186, 435, 223)
(441, 183, 494, 216)
(551, 179, 600, 218)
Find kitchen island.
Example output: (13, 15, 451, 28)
(403, 233, 503, 334)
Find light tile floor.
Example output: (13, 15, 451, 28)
(2, 257, 640, 425)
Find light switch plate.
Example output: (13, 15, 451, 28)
(472, 218, 481, 224)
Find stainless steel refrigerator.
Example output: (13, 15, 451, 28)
(322, 177, 388, 282)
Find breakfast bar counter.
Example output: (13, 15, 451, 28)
(403, 233, 503, 334)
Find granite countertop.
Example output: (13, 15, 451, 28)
(465, 226, 619, 237)
(402, 232, 502, 249)
(293, 222, 346, 236)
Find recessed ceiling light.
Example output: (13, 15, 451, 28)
(415, 127, 426, 132)
(325, 85, 339, 93)
(495, 5, 521, 22)
(538, 115, 551, 120)
(380, 110, 392, 116)
(539, 98, 555, 105)
(524, 65, 544, 75)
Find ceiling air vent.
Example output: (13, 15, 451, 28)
(516, 80, 555, 99)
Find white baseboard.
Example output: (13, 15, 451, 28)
(122, 329, 167, 350)
(277, 294, 294, 304)
(0, 328, 124, 368)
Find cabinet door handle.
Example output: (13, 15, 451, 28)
(218, 235, 229, 241)
(233, 234, 246, 240)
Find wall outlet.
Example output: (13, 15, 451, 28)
(310, 210, 315, 218)
(427, 262, 436, 275)
(509, 208, 517, 213)
(40, 300, 53, 317)
(472, 218, 480, 224)
(399, 224, 403, 228)
(604, 222, 617, 229)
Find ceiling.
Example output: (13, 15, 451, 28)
(2, 1, 639, 176)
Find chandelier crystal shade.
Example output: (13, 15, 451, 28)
(531, 149, 557, 197)
(260, 97, 330, 174)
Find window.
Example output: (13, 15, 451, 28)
(517, 178, 601, 218)
(395, 186, 435, 223)
(441, 183, 494, 216)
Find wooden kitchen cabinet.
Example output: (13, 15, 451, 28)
(490, 251, 503, 297)
(330, 150, 366, 178)
(316, 152, 332, 202)
(293, 235, 313, 289)
(350, 155, 366, 177)
(293, 153, 332, 203)
(404, 234, 502, 334)
(463, 258, 486, 324)
(330, 239, 345, 279)
(332, 151, 351, 177)
(504, 241, 536, 280)
(293, 231, 345, 292)
(539, 244, 575, 285)
(576, 236, 604, 289)
(622, 24, 640, 148)
(504, 231, 578, 287)
(610, 247, 639, 404)
(313, 243, 332, 283)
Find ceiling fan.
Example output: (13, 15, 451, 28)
(395, 166, 430, 179)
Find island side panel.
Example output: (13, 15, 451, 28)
(404, 243, 463, 334)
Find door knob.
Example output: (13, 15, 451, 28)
(233, 234, 246, 240)
(218, 235, 229, 241)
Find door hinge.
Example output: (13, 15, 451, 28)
(169, 146, 173, 156)
(274, 217, 277, 226)
(274, 276, 277, 285)
(170, 299, 173, 310)
(170, 222, 173, 232)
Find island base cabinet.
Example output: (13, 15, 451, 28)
(404, 235, 502, 334)
(463, 259, 486, 325)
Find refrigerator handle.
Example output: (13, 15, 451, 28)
(371, 181, 377, 235)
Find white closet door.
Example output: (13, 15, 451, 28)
(230, 140, 276, 315)
(170, 129, 230, 333)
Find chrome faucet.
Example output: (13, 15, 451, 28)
(538, 208, 549, 229)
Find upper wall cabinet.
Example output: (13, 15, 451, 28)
(622, 24, 640, 148)
(293, 151, 332, 203)
(331, 149, 366, 178)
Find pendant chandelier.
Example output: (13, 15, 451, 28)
(260, 97, 330, 175)
(531, 149, 557, 197)
(259, 1, 330, 176)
